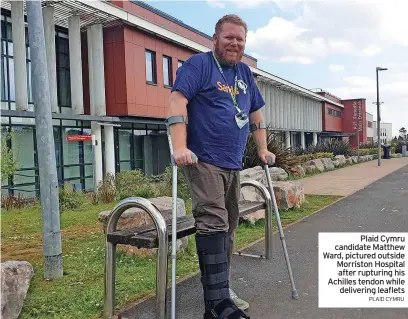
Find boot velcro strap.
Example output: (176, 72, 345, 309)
(224, 309, 250, 319)
(211, 298, 250, 319)
(204, 288, 230, 301)
(202, 252, 227, 264)
(201, 271, 228, 285)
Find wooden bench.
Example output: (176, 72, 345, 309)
(104, 180, 273, 319)
(107, 200, 265, 249)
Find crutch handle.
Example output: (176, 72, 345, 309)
(265, 155, 275, 167)
(171, 153, 198, 166)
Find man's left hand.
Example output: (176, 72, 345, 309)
(258, 149, 276, 165)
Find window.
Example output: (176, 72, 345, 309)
(145, 50, 156, 84)
(328, 108, 342, 118)
(163, 55, 172, 87)
(367, 121, 372, 128)
(1, 13, 70, 111)
(56, 31, 71, 108)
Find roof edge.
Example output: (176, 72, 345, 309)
(131, 1, 257, 62)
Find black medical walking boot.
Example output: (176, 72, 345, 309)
(195, 232, 250, 319)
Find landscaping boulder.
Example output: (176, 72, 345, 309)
(320, 158, 335, 171)
(391, 153, 402, 158)
(307, 159, 325, 172)
(303, 164, 317, 174)
(351, 156, 358, 163)
(290, 165, 306, 177)
(241, 180, 305, 223)
(240, 166, 288, 184)
(1, 261, 34, 319)
(269, 167, 289, 181)
(240, 166, 265, 184)
(346, 158, 354, 165)
(273, 181, 305, 210)
(334, 155, 346, 166)
(332, 159, 341, 168)
(98, 196, 188, 256)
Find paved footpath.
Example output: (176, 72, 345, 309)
(301, 157, 408, 196)
(121, 159, 408, 319)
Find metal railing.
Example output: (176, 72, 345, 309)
(235, 180, 274, 259)
(104, 197, 168, 319)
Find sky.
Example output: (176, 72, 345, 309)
(142, 0, 408, 137)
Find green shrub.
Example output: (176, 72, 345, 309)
(243, 127, 299, 172)
(294, 152, 334, 163)
(1, 131, 20, 183)
(156, 166, 191, 201)
(358, 148, 377, 156)
(359, 142, 377, 149)
(297, 139, 356, 156)
(393, 141, 407, 154)
(59, 182, 85, 211)
(115, 169, 156, 200)
(94, 173, 116, 204)
(1, 193, 26, 210)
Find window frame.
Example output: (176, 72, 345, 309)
(145, 49, 157, 85)
(162, 55, 173, 88)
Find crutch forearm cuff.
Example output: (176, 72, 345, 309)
(165, 115, 188, 127)
(249, 122, 266, 132)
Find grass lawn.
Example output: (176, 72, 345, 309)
(1, 194, 341, 319)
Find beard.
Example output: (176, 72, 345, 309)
(214, 42, 243, 66)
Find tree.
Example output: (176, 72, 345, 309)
(1, 131, 20, 183)
(399, 127, 407, 141)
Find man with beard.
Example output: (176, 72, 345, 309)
(166, 14, 275, 319)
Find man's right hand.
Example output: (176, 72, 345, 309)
(173, 147, 198, 166)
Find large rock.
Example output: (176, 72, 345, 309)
(332, 159, 341, 168)
(240, 166, 288, 184)
(241, 180, 305, 223)
(269, 167, 289, 181)
(307, 159, 325, 172)
(240, 166, 265, 184)
(346, 157, 354, 165)
(1, 261, 34, 319)
(334, 155, 346, 166)
(290, 165, 306, 178)
(320, 158, 335, 171)
(98, 197, 188, 256)
(302, 164, 317, 174)
(273, 181, 305, 210)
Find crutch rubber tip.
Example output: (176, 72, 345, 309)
(292, 291, 299, 300)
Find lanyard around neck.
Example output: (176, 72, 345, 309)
(212, 51, 242, 113)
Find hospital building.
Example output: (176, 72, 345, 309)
(1, 0, 368, 198)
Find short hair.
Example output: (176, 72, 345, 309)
(215, 14, 248, 36)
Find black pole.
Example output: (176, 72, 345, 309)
(376, 69, 381, 166)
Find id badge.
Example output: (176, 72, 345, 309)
(235, 111, 249, 129)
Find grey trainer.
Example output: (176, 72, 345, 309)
(229, 288, 249, 311)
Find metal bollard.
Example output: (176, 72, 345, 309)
(237, 180, 273, 259)
(104, 197, 168, 319)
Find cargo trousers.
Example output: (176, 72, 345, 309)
(182, 161, 241, 266)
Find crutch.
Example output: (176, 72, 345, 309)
(166, 124, 197, 319)
(264, 156, 299, 300)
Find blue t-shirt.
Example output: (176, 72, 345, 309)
(171, 51, 265, 170)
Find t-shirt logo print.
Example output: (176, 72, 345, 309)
(237, 80, 247, 94)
